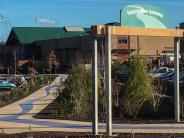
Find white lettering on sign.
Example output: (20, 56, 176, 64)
(127, 9, 164, 18)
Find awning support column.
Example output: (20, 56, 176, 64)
(174, 38, 180, 122)
(92, 38, 98, 135)
(105, 26, 112, 136)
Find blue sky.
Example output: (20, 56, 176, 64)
(0, 0, 184, 41)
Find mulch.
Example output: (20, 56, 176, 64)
(1, 132, 184, 138)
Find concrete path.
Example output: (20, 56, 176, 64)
(0, 75, 184, 134)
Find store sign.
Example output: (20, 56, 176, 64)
(120, 4, 168, 29)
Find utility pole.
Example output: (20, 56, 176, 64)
(105, 26, 112, 136)
(92, 38, 98, 135)
(174, 38, 180, 122)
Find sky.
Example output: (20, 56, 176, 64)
(0, 0, 184, 41)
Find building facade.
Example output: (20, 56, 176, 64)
(4, 25, 174, 73)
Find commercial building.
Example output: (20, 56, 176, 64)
(107, 23, 174, 65)
(4, 26, 92, 73)
(3, 24, 174, 73)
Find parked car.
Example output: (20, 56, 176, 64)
(0, 80, 16, 89)
(150, 67, 174, 78)
(159, 70, 174, 79)
(168, 71, 184, 83)
(160, 72, 175, 80)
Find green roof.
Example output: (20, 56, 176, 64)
(7, 27, 90, 45)
(105, 22, 120, 26)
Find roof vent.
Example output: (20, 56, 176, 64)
(64, 26, 84, 32)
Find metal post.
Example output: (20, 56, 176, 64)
(105, 26, 112, 136)
(92, 38, 98, 135)
(174, 38, 180, 122)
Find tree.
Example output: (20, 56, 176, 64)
(121, 52, 152, 119)
(28, 66, 36, 78)
(97, 73, 106, 120)
(58, 63, 92, 117)
(28, 63, 37, 88)
(152, 79, 166, 111)
(112, 60, 123, 74)
(47, 50, 59, 74)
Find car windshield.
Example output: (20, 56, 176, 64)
(157, 68, 167, 73)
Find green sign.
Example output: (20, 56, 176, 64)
(120, 4, 168, 29)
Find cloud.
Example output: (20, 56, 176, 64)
(36, 17, 58, 27)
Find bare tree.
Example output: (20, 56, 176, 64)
(112, 80, 122, 108)
(28, 66, 36, 79)
(47, 50, 59, 74)
(28, 64, 37, 88)
(152, 80, 166, 111)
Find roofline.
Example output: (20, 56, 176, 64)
(5, 29, 22, 46)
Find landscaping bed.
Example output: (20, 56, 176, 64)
(0, 132, 184, 138)
(0, 75, 56, 108)
(34, 98, 181, 124)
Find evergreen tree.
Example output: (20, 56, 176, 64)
(121, 52, 152, 118)
(58, 64, 92, 117)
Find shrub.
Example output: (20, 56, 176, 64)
(121, 52, 152, 119)
(0, 75, 56, 107)
(58, 64, 92, 117)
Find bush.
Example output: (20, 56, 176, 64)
(121, 52, 152, 119)
(58, 64, 92, 117)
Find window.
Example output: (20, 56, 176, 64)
(118, 37, 128, 44)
